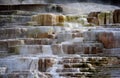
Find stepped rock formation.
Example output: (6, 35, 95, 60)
(32, 14, 66, 26)
(0, 0, 120, 78)
(87, 9, 120, 25)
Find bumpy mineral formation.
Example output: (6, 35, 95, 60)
(0, 1, 120, 78)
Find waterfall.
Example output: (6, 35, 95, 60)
(42, 45, 53, 55)
(0, 0, 120, 78)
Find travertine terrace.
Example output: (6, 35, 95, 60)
(0, 0, 120, 78)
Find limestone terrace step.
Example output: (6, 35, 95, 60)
(8, 45, 53, 55)
(0, 38, 54, 45)
(0, 10, 37, 16)
(0, 4, 49, 12)
(0, 15, 31, 26)
(59, 72, 92, 77)
(0, 27, 63, 39)
(0, 38, 55, 53)
(56, 68, 90, 72)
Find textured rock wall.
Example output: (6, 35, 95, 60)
(87, 9, 120, 25)
(0, 0, 119, 6)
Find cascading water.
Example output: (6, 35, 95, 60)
(0, 0, 120, 78)
(42, 45, 53, 55)
(47, 57, 62, 78)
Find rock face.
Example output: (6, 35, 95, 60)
(0, 27, 63, 39)
(32, 13, 66, 26)
(0, 1, 120, 78)
(32, 14, 56, 26)
(38, 57, 56, 72)
(87, 9, 120, 25)
(98, 11, 113, 25)
(98, 31, 120, 48)
(0, 0, 119, 6)
(113, 9, 120, 23)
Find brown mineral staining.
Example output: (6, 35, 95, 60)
(32, 13, 66, 26)
(38, 58, 56, 72)
(113, 9, 120, 23)
(87, 9, 120, 25)
(87, 12, 100, 25)
(0, 2, 119, 78)
(98, 32, 116, 48)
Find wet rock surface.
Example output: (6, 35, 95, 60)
(0, 1, 120, 78)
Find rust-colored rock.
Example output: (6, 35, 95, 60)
(88, 11, 114, 25)
(113, 9, 120, 23)
(91, 47, 103, 54)
(56, 15, 66, 23)
(84, 47, 90, 54)
(38, 58, 55, 72)
(62, 44, 76, 54)
(98, 32, 120, 48)
(87, 12, 100, 25)
(32, 13, 66, 26)
(83, 43, 103, 54)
